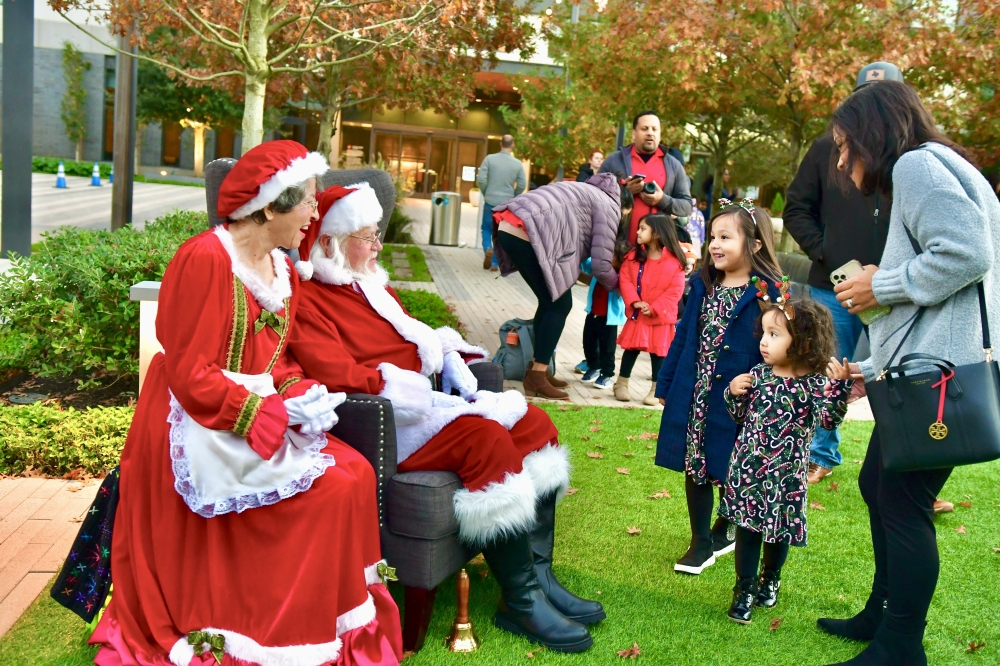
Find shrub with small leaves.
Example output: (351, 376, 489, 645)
(396, 288, 462, 331)
(0, 210, 206, 377)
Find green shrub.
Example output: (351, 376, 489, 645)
(0, 210, 206, 377)
(31, 157, 113, 179)
(0, 404, 132, 476)
(770, 192, 785, 215)
(384, 207, 414, 244)
(397, 288, 462, 331)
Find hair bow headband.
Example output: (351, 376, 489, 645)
(718, 197, 758, 226)
(753, 275, 795, 320)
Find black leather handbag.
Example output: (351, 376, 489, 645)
(867, 226, 1000, 472)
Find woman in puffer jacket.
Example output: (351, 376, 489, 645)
(492, 172, 622, 399)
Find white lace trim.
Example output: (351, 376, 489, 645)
(167, 392, 335, 519)
(213, 226, 292, 313)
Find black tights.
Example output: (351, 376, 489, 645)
(498, 233, 573, 365)
(685, 474, 726, 540)
(734, 526, 789, 579)
(619, 349, 665, 379)
(858, 429, 952, 635)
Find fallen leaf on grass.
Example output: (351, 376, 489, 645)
(557, 406, 569, 411)
(646, 444, 653, 449)
(626, 435, 637, 441)
(587, 452, 604, 459)
(590, 419, 604, 425)
(639, 432, 658, 440)
(959, 501, 972, 508)
(648, 489, 672, 499)
(626, 526, 642, 536)
(642, 412, 654, 418)
(401, 650, 416, 660)
(617, 642, 641, 658)
(589, 426, 602, 432)
(622, 452, 634, 458)
(565, 487, 579, 496)
(572, 405, 583, 411)
(616, 467, 631, 475)
(769, 617, 784, 631)
(526, 646, 546, 658)
(955, 525, 966, 534)
(595, 443, 606, 449)
(993, 547, 1000, 553)
(580, 435, 591, 441)
(965, 640, 986, 653)
(853, 459, 864, 464)
(827, 482, 839, 492)
(810, 501, 826, 510)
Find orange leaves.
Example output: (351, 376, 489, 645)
(587, 452, 604, 459)
(626, 526, 642, 536)
(809, 501, 826, 511)
(616, 467, 631, 475)
(617, 642, 641, 658)
(565, 487, 579, 496)
(955, 525, 967, 534)
(769, 617, 784, 631)
(648, 489, 671, 499)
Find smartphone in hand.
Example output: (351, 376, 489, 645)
(830, 260, 891, 325)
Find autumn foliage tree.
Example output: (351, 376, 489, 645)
(50, 0, 530, 153)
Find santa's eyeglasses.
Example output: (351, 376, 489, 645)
(349, 234, 382, 248)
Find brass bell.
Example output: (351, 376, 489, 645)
(446, 569, 480, 652)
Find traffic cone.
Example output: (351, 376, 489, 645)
(91, 162, 101, 186)
(109, 165, 114, 184)
(56, 162, 68, 189)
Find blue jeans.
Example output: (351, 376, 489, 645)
(481, 202, 498, 266)
(808, 286, 865, 470)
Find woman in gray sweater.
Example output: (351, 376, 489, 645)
(822, 82, 1000, 665)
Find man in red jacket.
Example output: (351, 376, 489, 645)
(286, 183, 604, 653)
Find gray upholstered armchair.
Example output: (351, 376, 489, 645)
(204, 158, 499, 653)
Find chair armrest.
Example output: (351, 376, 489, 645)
(328, 394, 398, 527)
(469, 362, 503, 393)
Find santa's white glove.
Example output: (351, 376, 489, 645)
(441, 351, 478, 399)
(284, 384, 346, 437)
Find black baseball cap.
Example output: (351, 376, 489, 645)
(854, 62, 904, 91)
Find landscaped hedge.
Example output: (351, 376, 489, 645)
(30, 157, 113, 179)
(0, 210, 206, 377)
(397, 288, 462, 331)
(0, 404, 132, 476)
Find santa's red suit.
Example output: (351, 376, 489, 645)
(91, 142, 402, 666)
(286, 186, 570, 548)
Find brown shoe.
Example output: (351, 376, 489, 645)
(523, 369, 569, 400)
(483, 249, 494, 270)
(546, 370, 569, 388)
(933, 499, 954, 514)
(613, 377, 631, 402)
(807, 462, 833, 484)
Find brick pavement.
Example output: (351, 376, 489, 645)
(0, 478, 99, 637)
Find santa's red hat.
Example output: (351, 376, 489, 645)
(295, 181, 383, 280)
(217, 140, 328, 220)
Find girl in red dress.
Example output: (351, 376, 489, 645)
(614, 214, 688, 405)
(89, 141, 402, 666)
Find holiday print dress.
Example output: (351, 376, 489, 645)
(718, 363, 851, 545)
(684, 284, 746, 485)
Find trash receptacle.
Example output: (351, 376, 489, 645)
(430, 191, 462, 246)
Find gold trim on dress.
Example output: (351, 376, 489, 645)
(233, 392, 263, 437)
(226, 276, 249, 373)
(265, 298, 292, 373)
(277, 377, 303, 395)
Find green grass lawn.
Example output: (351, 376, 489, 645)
(380, 244, 432, 282)
(3, 408, 998, 665)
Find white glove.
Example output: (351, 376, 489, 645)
(441, 351, 478, 399)
(284, 384, 347, 437)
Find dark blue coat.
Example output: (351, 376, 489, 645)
(654, 273, 780, 481)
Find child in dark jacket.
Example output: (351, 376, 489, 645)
(653, 199, 783, 575)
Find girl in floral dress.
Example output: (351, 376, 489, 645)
(721, 288, 853, 624)
(654, 199, 783, 576)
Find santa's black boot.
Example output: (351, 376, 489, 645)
(528, 491, 606, 624)
(483, 531, 593, 653)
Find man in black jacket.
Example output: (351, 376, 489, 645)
(784, 62, 900, 485)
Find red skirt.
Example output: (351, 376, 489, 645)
(617, 319, 675, 356)
(90, 355, 402, 666)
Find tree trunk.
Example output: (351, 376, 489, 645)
(75, 138, 83, 162)
(240, 0, 270, 153)
(317, 101, 340, 166)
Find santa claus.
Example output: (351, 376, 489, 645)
(91, 141, 402, 665)
(286, 185, 604, 653)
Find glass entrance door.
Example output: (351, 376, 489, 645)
(426, 137, 455, 195)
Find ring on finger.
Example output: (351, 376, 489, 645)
(845, 298, 855, 309)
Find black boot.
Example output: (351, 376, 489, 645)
(674, 535, 716, 575)
(529, 491, 606, 625)
(727, 576, 757, 624)
(826, 622, 927, 665)
(755, 568, 781, 608)
(482, 531, 593, 653)
(711, 517, 736, 556)
(818, 595, 886, 641)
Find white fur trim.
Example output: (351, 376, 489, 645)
(394, 388, 528, 464)
(436, 326, 488, 360)
(229, 152, 329, 220)
(358, 281, 444, 375)
(295, 260, 314, 281)
(336, 593, 376, 637)
(213, 227, 291, 313)
(522, 443, 571, 502)
(169, 629, 342, 666)
(319, 182, 383, 237)
(364, 560, 388, 587)
(452, 469, 537, 546)
(307, 242, 355, 286)
(377, 362, 432, 426)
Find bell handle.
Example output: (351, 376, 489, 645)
(456, 569, 470, 624)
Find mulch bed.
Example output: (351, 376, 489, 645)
(0, 371, 138, 409)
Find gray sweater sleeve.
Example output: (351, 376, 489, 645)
(872, 151, 992, 307)
(476, 156, 490, 192)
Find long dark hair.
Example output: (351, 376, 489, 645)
(830, 81, 973, 197)
(613, 176, 636, 268)
(634, 214, 687, 268)
(699, 205, 781, 288)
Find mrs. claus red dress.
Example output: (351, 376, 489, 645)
(616, 249, 687, 356)
(90, 227, 402, 666)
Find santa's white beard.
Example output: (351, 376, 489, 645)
(308, 238, 390, 287)
(350, 259, 390, 288)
